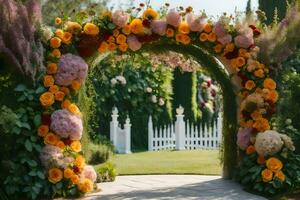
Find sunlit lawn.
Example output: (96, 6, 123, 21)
(97, 150, 222, 175)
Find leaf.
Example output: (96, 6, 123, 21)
(35, 86, 45, 94)
(25, 140, 32, 152)
(28, 170, 36, 176)
(22, 122, 31, 130)
(37, 171, 45, 179)
(27, 160, 37, 167)
(17, 95, 26, 102)
(15, 84, 26, 92)
(33, 115, 41, 127)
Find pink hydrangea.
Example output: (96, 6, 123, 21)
(50, 109, 83, 140)
(112, 10, 129, 28)
(82, 165, 97, 182)
(213, 21, 232, 45)
(151, 20, 167, 36)
(187, 14, 205, 32)
(127, 35, 142, 51)
(40, 145, 62, 168)
(234, 27, 254, 48)
(237, 128, 253, 150)
(166, 9, 181, 27)
(218, 35, 232, 45)
(55, 53, 88, 86)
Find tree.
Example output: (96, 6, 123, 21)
(246, 0, 252, 17)
(259, 0, 290, 25)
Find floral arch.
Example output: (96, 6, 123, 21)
(38, 4, 297, 197)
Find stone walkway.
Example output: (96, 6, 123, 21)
(84, 175, 267, 200)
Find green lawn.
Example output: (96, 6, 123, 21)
(97, 150, 222, 175)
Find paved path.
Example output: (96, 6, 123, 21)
(84, 175, 267, 200)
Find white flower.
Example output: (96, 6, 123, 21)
(279, 134, 295, 151)
(146, 87, 153, 93)
(110, 78, 117, 86)
(151, 95, 157, 103)
(254, 130, 284, 156)
(116, 75, 127, 85)
(158, 98, 165, 106)
(41, 26, 53, 43)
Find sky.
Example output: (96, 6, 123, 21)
(108, 0, 259, 17)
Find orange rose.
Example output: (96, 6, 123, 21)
(208, 32, 217, 42)
(55, 29, 64, 39)
(108, 42, 117, 51)
(199, 33, 208, 42)
(64, 168, 74, 179)
(71, 80, 81, 91)
(175, 33, 184, 42)
(38, 125, 49, 137)
(261, 168, 273, 182)
(50, 37, 61, 48)
(224, 43, 235, 53)
(143, 8, 159, 20)
(71, 174, 80, 184)
(257, 155, 266, 165)
(44, 132, 59, 145)
(254, 69, 265, 78)
(56, 141, 65, 149)
(130, 19, 143, 34)
(204, 23, 212, 33)
(267, 90, 279, 103)
(266, 157, 283, 172)
(245, 80, 256, 90)
(246, 145, 256, 155)
(251, 111, 262, 120)
(253, 118, 270, 132)
(113, 29, 120, 37)
(47, 63, 58, 74)
(83, 23, 100, 36)
(60, 87, 70, 95)
(62, 32, 72, 44)
(119, 43, 129, 52)
(75, 155, 85, 169)
(48, 168, 63, 184)
(68, 103, 80, 115)
(239, 48, 250, 58)
(55, 17, 62, 25)
(236, 57, 246, 67)
(61, 99, 72, 109)
(49, 85, 59, 94)
(214, 44, 223, 53)
(230, 59, 238, 68)
(51, 49, 61, 58)
(116, 34, 127, 44)
(40, 92, 55, 107)
(122, 24, 131, 35)
(54, 91, 65, 101)
(166, 28, 174, 38)
(66, 21, 82, 33)
(107, 36, 115, 43)
(78, 178, 94, 193)
(70, 140, 82, 152)
(178, 22, 190, 34)
(98, 41, 109, 53)
(263, 78, 276, 90)
(43, 75, 54, 87)
(275, 171, 285, 182)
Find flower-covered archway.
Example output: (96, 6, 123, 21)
(38, 3, 297, 197)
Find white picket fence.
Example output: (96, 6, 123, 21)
(148, 106, 222, 151)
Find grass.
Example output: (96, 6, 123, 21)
(95, 150, 222, 175)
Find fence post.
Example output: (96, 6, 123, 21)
(124, 115, 132, 154)
(175, 105, 185, 150)
(148, 115, 154, 151)
(217, 114, 223, 147)
(110, 107, 118, 147)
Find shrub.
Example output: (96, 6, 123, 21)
(96, 161, 117, 183)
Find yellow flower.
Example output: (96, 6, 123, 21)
(64, 168, 74, 179)
(75, 155, 85, 169)
(263, 78, 276, 90)
(51, 49, 61, 58)
(48, 168, 63, 184)
(66, 21, 82, 33)
(261, 168, 273, 182)
(208, 32, 217, 42)
(266, 157, 283, 172)
(40, 92, 55, 107)
(78, 178, 94, 193)
(83, 23, 100, 36)
(43, 75, 54, 87)
(130, 19, 143, 34)
(54, 91, 65, 101)
(119, 43, 129, 52)
(68, 103, 80, 115)
(122, 24, 131, 35)
(44, 132, 59, 145)
(166, 28, 174, 38)
(71, 80, 81, 91)
(246, 145, 256, 155)
(275, 171, 285, 182)
(71, 174, 80, 185)
(204, 23, 212, 33)
(61, 32, 72, 44)
(55, 17, 62, 25)
(47, 63, 58, 74)
(70, 140, 82, 152)
(245, 80, 256, 90)
(143, 8, 159, 20)
(38, 125, 49, 137)
(61, 99, 72, 109)
(98, 41, 109, 53)
(49, 85, 59, 94)
(116, 34, 127, 44)
(50, 37, 61, 48)
(178, 22, 190, 34)
(199, 33, 208, 42)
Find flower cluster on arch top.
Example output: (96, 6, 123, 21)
(39, 3, 297, 196)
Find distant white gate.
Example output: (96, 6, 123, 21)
(148, 106, 222, 151)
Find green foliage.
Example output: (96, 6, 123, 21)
(91, 54, 173, 150)
(84, 142, 114, 165)
(259, 0, 290, 25)
(96, 161, 117, 182)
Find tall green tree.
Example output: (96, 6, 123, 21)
(246, 0, 252, 17)
(258, 0, 290, 25)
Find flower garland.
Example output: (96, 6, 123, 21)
(39, 3, 297, 196)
